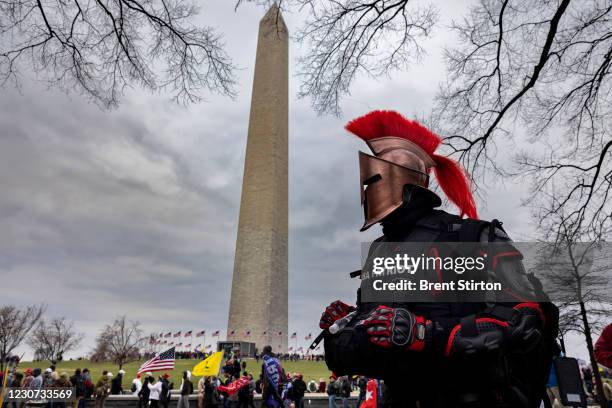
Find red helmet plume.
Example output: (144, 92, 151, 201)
(345, 110, 478, 219)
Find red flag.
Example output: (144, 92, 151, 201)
(360, 380, 378, 408)
(218, 377, 250, 396)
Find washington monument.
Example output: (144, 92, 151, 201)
(227, 5, 288, 353)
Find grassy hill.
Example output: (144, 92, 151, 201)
(18, 358, 331, 388)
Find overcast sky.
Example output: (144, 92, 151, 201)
(0, 0, 592, 362)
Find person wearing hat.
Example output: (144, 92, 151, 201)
(110, 370, 124, 395)
(318, 111, 559, 408)
(159, 373, 173, 408)
(291, 373, 306, 408)
(94, 371, 111, 408)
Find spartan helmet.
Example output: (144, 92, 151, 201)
(345, 110, 478, 231)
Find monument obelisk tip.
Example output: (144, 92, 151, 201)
(261, 3, 287, 32)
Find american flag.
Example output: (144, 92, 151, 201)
(185, 343, 191, 348)
(212, 330, 220, 337)
(164, 332, 171, 338)
(137, 347, 175, 375)
(184, 331, 192, 337)
(304, 333, 312, 340)
(173, 331, 181, 338)
(196, 330, 205, 337)
(245, 330, 251, 336)
(291, 332, 297, 339)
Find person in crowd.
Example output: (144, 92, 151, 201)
(237, 372, 253, 408)
(204, 377, 219, 408)
(198, 375, 207, 408)
(327, 377, 338, 408)
(22, 369, 33, 389)
(138, 375, 151, 408)
(43, 368, 53, 388)
(582, 366, 594, 397)
(131, 374, 143, 396)
(177, 371, 193, 408)
(282, 373, 293, 406)
(148, 375, 163, 408)
(9, 372, 24, 408)
(29, 369, 43, 390)
(339, 377, 351, 408)
(356, 377, 367, 408)
(70, 369, 86, 408)
(291, 373, 306, 408)
(53, 372, 72, 408)
(94, 371, 111, 408)
(110, 370, 124, 395)
(602, 381, 612, 408)
(82, 369, 94, 399)
(260, 346, 284, 408)
(159, 374, 172, 408)
(255, 376, 262, 395)
(246, 374, 256, 408)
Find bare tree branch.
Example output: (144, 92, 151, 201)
(28, 317, 83, 362)
(0, 304, 45, 371)
(0, 0, 237, 108)
(294, 0, 438, 115)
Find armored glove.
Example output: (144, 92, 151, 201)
(359, 305, 429, 351)
(446, 303, 544, 357)
(319, 300, 356, 330)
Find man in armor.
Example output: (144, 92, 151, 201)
(318, 110, 558, 408)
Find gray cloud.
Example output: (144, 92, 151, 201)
(0, 0, 593, 362)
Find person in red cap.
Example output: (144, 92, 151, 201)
(317, 111, 558, 408)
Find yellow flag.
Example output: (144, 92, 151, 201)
(192, 351, 223, 377)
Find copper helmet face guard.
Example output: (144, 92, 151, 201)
(359, 151, 430, 231)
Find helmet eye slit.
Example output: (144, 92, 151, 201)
(363, 174, 382, 186)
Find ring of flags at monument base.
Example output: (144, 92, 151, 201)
(151, 330, 315, 352)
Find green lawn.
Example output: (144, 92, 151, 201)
(18, 359, 331, 388)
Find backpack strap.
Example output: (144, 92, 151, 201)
(458, 218, 492, 243)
